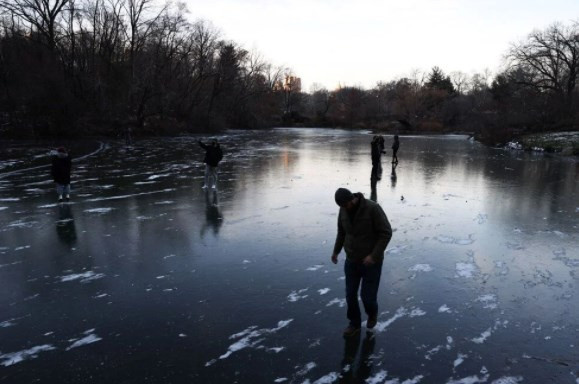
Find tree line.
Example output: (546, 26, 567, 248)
(0, 1, 577, 144)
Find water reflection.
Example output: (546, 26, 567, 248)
(200, 189, 223, 237)
(339, 332, 376, 383)
(55, 204, 77, 245)
(390, 162, 397, 188)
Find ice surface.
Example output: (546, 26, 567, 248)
(60, 271, 105, 283)
(66, 333, 102, 350)
(471, 328, 492, 344)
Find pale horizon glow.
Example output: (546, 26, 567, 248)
(185, 0, 579, 91)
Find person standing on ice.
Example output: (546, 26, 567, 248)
(51, 147, 72, 202)
(391, 135, 400, 164)
(331, 188, 392, 337)
(198, 139, 223, 189)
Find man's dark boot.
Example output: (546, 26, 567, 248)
(343, 325, 361, 337)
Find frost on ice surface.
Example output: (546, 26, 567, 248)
(288, 288, 308, 302)
(274, 378, 288, 383)
(317, 288, 330, 295)
(66, 333, 103, 350)
(60, 271, 105, 283)
(366, 370, 388, 384)
(471, 328, 492, 344)
(409, 308, 426, 317)
(206, 319, 293, 366)
(374, 307, 407, 332)
(0, 345, 56, 366)
(306, 264, 323, 271)
(296, 362, 317, 376)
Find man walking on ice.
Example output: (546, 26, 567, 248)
(331, 188, 392, 337)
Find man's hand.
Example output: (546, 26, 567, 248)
(331, 253, 338, 264)
(363, 255, 375, 266)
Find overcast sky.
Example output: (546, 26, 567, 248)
(186, 0, 579, 91)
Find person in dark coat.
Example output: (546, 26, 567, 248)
(371, 136, 386, 180)
(331, 188, 393, 337)
(391, 135, 400, 164)
(51, 147, 72, 202)
(198, 139, 223, 189)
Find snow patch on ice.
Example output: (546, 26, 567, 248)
(475, 294, 498, 310)
(60, 271, 105, 283)
(366, 370, 388, 384)
(84, 207, 114, 214)
(206, 319, 293, 366)
(66, 332, 102, 351)
(326, 298, 346, 308)
(471, 328, 492, 344)
(288, 288, 309, 302)
(0, 345, 56, 366)
(409, 264, 432, 273)
(490, 377, 524, 384)
(318, 288, 330, 295)
(438, 305, 452, 313)
(453, 353, 468, 369)
(309, 372, 339, 383)
(435, 234, 474, 245)
(447, 375, 490, 384)
(306, 264, 324, 271)
(456, 263, 478, 278)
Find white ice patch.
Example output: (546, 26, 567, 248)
(66, 333, 102, 351)
(326, 298, 346, 308)
(296, 362, 317, 376)
(438, 305, 452, 313)
(386, 245, 408, 255)
(274, 378, 288, 383)
(60, 271, 105, 283)
(84, 207, 114, 214)
(409, 308, 426, 317)
(310, 372, 339, 383)
(206, 319, 293, 366)
(475, 294, 498, 310)
(471, 328, 492, 344)
(0, 345, 56, 366)
(306, 264, 324, 271)
(147, 173, 172, 180)
(455, 263, 478, 278)
(474, 214, 488, 224)
(0, 207, 7, 211)
(434, 234, 475, 245)
(447, 375, 490, 384)
(318, 288, 330, 295)
(365, 369, 388, 384)
(153, 200, 174, 205)
(453, 353, 468, 369)
(0, 198, 19, 202)
(490, 377, 524, 384)
(288, 288, 308, 302)
(374, 307, 407, 332)
(409, 264, 432, 273)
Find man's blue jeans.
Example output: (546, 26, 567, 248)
(344, 258, 383, 327)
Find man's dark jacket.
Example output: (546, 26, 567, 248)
(333, 193, 392, 263)
(199, 141, 223, 167)
(51, 153, 72, 185)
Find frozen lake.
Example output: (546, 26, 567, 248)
(0, 128, 578, 383)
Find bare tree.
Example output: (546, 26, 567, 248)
(0, 0, 69, 49)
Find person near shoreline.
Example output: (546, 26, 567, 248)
(51, 147, 72, 202)
(391, 135, 400, 164)
(331, 188, 393, 337)
(198, 139, 223, 189)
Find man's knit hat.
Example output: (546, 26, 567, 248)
(334, 188, 354, 206)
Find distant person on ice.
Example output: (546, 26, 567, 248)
(391, 135, 400, 164)
(51, 147, 72, 202)
(198, 139, 223, 189)
(331, 188, 392, 337)
(371, 136, 386, 180)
